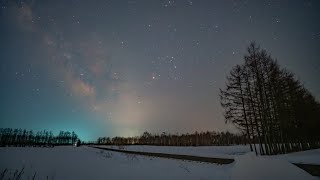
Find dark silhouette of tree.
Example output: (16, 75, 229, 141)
(220, 42, 320, 155)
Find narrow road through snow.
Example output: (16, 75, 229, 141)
(90, 146, 235, 164)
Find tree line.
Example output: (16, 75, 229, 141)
(97, 131, 247, 146)
(0, 128, 79, 146)
(220, 42, 320, 155)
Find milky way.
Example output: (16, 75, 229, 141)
(1, 0, 320, 140)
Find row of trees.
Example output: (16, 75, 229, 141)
(220, 42, 320, 155)
(97, 131, 247, 146)
(0, 128, 79, 146)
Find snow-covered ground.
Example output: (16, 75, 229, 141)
(0, 146, 318, 180)
(0, 146, 231, 180)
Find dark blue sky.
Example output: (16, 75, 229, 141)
(1, 0, 320, 141)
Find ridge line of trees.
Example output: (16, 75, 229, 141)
(0, 128, 79, 147)
(96, 131, 247, 146)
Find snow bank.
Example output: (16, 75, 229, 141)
(97, 145, 250, 158)
(230, 152, 318, 180)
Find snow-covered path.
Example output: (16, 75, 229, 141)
(272, 148, 320, 165)
(230, 152, 319, 180)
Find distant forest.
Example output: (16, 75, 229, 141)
(220, 42, 320, 155)
(96, 131, 246, 146)
(0, 128, 79, 146)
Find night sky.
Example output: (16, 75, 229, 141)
(1, 0, 320, 141)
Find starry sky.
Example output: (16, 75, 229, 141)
(1, 0, 320, 141)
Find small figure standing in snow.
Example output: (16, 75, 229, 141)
(74, 139, 81, 147)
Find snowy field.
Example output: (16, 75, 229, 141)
(0, 146, 319, 180)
